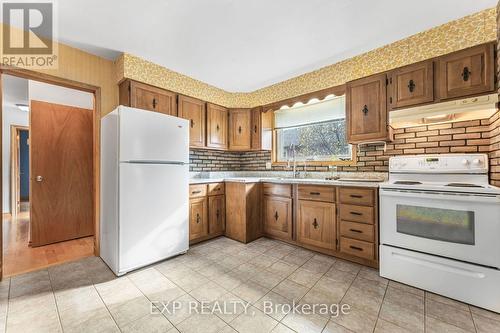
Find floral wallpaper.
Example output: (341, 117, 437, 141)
(115, 7, 496, 108)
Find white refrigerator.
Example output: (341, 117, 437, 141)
(100, 106, 189, 276)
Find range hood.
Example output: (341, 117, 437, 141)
(390, 94, 498, 128)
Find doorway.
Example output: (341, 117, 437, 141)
(1, 72, 99, 277)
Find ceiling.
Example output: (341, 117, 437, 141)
(50, 1, 498, 92)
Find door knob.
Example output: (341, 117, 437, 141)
(36, 175, 43, 182)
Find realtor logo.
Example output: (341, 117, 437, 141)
(1, 0, 58, 68)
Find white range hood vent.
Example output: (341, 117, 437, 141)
(390, 93, 498, 128)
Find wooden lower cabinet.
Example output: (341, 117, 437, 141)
(263, 195, 292, 240)
(209, 195, 225, 236)
(225, 182, 261, 243)
(189, 197, 208, 241)
(297, 200, 336, 250)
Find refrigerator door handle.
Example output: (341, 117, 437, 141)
(122, 160, 188, 165)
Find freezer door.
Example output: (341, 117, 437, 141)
(119, 163, 189, 274)
(119, 106, 189, 163)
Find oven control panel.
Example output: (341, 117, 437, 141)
(389, 154, 488, 173)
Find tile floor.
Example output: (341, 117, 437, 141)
(1, 236, 499, 333)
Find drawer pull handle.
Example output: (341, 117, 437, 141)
(350, 194, 363, 198)
(312, 218, 319, 229)
(349, 229, 362, 233)
(350, 245, 363, 251)
(309, 192, 321, 195)
(350, 212, 362, 216)
(196, 213, 201, 224)
(274, 211, 279, 221)
(192, 190, 202, 194)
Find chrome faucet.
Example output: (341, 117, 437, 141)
(288, 144, 299, 178)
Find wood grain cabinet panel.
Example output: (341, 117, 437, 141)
(263, 183, 292, 197)
(189, 184, 207, 198)
(338, 187, 375, 206)
(297, 200, 336, 250)
(388, 60, 434, 109)
(207, 103, 228, 149)
(178, 95, 206, 148)
(346, 73, 388, 143)
(297, 185, 335, 203)
(340, 220, 374, 242)
(119, 80, 176, 116)
(251, 106, 262, 150)
(438, 43, 495, 100)
(339, 204, 374, 224)
(189, 197, 208, 241)
(263, 196, 292, 240)
(209, 195, 225, 236)
(208, 183, 225, 196)
(229, 109, 251, 150)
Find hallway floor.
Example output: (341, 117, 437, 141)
(2, 206, 94, 277)
(0, 237, 499, 332)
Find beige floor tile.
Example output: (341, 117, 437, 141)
(79, 257, 116, 285)
(55, 285, 105, 314)
(322, 320, 354, 332)
(168, 269, 210, 292)
(48, 261, 93, 291)
(219, 255, 247, 270)
(324, 268, 357, 284)
(129, 268, 185, 302)
(425, 316, 472, 333)
(234, 262, 264, 280)
(272, 279, 309, 302)
(281, 253, 310, 267)
(470, 306, 500, 323)
(59, 306, 119, 333)
(341, 287, 384, 315)
(161, 293, 198, 325)
(230, 306, 279, 333)
(255, 291, 293, 321)
(249, 255, 279, 268)
(301, 258, 333, 274)
(121, 313, 173, 333)
(471, 312, 500, 333)
(384, 286, 424, 313)
(357, 267, 388, 286)
(211, 292, 249, 323)
(388, 281, 424, 297)
(271, 323, 296, 333)
(330, 306, 377, 333)
(281, 311, 329, 333)
(312, 254, 337, 265)
(212, 270, 249, 290)
(189, 281, 228, 303)
(232, 280, 270, 304)
(108, 295, 153, 328)
(313, 276, 351, 299)
(176, 313, 227, 333)
(9, 270, 52, 299)
(426, 292, 470, 312)
(332, 260, 362, 274)
(375, 319, 411, 333)
(196, 263, 231, 278)
(379, 301, 424, 333)
(288, 268, 324, 288)
(95, 277, 143, 307)
(183, 256, 213, 270)
(250, 269, 285, 289)
(425, 299, 474, 332)
(7, 292, 62, 333)
(264, 248, 294, 260)
(350, 276, 386, 297)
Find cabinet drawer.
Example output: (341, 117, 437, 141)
(339, 188, 375, 206)
(208, 183, 225, 196)
(340, 220, 374, 242)
(263, 183, 292, 198)
(340, 237, 374, 260)
(297, 185, 335, 202)
(189, 184, 207, 198)
(339, 204, 374, 224)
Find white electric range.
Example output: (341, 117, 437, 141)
(379, 154, 500, 313)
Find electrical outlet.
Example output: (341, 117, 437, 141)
(265, 162, 272, 170)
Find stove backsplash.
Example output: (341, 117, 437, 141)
(190, 113, 500, 185)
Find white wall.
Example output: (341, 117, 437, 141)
(2, 106, 29, 213)
(29, 80, 94, 109)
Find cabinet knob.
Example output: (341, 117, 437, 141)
(274, 211, 279, 221)
(312, 218, 319, 229)
(152, 98, 157, 108)
(254, 125, 257, 133)
(216, 209, 220, 221)
(362, 105, 368, 115)
(462, 67, 471, 81)
(238, 126, 242, 134)
(216, 124, 220, 131)
(407, 79, 415, 92)
(196, 213, 200, 224)
(190, 119, 195, 128)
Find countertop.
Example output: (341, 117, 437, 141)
(189, 177, 382, 188)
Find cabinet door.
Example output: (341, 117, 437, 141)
(229, 109, 251, 150)
(297, 200, 336, 250)
(189, 197, 208, 241)
(346, 73, 387, 143)
(251, 106, 262, 150)
(389, 61, 434, 109)
(263, 195, 292, 240)
(129, 81, 176, 116)
(178, 95, 206, 148)
(206, 103, 228, 149)
(209, 195, 225, 235)
(438, 43, 494, 100)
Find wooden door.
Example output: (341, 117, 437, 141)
(189, 197, 208, 240)
(263, 195, 292, 240)
(206, 103, 228, 149)
(229, 109, 251, 150)
(178, 95, 206, 148)
(251, 106, 262, 150)
(128, 81, 177, 116)
(388, 60, 434, 109)
(346, 73, 387, 143)
(297, 200, 335, 250)
(438, 43, 495, 100)
(30, 100, 93, 246)
(209, 195, 225, 235)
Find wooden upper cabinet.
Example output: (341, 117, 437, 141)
(206, 103, 228, 149)
(119, 80, 176, 116)
(346, 73, 388, 143)
(229, 109, 251, 150)
(297, 200, 336, 250)
(178, 95, 206, 148)
(438, 43, 495, 100)
(263, 195, 292, 240)
(251, 106, 262, 150)
(388, 61, 434, 110)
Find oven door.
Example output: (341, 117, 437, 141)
(380, 188, 500, 268)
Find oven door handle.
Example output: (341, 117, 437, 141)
(380, 188, 500, 204)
